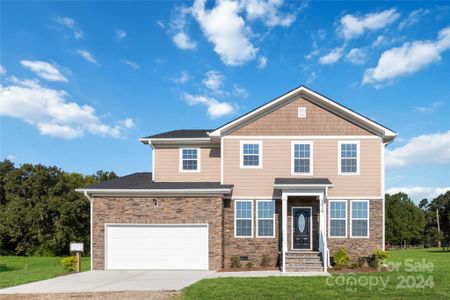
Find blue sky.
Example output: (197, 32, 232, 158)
(1, 1, 449, 202)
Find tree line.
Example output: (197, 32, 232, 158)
(385, 191, 450, 249)
(1, 159, 449, 256)
(0, 160, 116, 256)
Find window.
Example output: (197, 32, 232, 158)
(329, 200, 347, 238)
(179, 148, 200, 172)
(292, 142, 313, 175)
(339, 142, 359, 175)
(298, 107, 306, 118)
(257, 200, 275, 237)
(235, 200, 253, 237)
(240, 141, 262, 168)
(351, 200, 369, 238)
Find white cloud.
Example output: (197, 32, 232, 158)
(20, 60, 67, 82)
(115, 29, 127, 41)
(385, 130, 450, 169)
(257, 56, 267, 69)
(54, 16, 83, 39)
(414, 102, 443, 113)
(183, 93, 236, 119)
(0, 65, 6, 75)
(6, 154, 16, 161)
(157, 21, 165, 28)
(202, 70, 225, 93)
(173, 71, 192, 84)
(172, 32, 197, 49)
(386, 186, 450, 202)
(346, 48, 366, 65)
(192, 0, 258, 66)
(399, 8, 430, 30)
(319, 47, 344, 65)
(363, 26, 450, 85)
(76, 50, 98, 65)
(339, 8, 400, 40)
(54, 16, 75, 28)
(232, 84, 249, 98)
(241, 0, 296, 27)
(0, 77, 132, 139)
(121, 60, 140, 69)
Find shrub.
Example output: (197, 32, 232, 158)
(61, 256, 77, 272)
(261, 255, 270, 267)
(333, 248, 350, 270)
(371, 249, 389, 268)
(245, 262, 253, 269)
(358, 257, 368, 267)
(230, 256, 241, 268)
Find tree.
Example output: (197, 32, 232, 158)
(385, 193, 425, 247)
(0, 160, 116, 256)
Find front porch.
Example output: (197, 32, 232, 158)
(274, 178, 333, 273)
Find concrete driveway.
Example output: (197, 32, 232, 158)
(0, 270, 214, 294)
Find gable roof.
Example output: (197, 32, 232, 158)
(209, 85, 396, 142)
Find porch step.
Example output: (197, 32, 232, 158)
(285, 252, 324, 272)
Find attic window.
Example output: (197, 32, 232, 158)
(298, 107, 306, 118)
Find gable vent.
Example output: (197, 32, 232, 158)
(298, 107, 307, 118)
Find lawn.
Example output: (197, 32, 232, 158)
(183, 248, 450, 300)
(0, 256, 90, 289)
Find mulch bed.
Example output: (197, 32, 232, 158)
(328, 266, 384, 274)
(218, 267, 279, 272)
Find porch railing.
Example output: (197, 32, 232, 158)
(319, 230, 329, 272)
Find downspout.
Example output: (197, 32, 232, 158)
(83, 191, 94, 271)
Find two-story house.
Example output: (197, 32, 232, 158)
(77, 85, 396, 272)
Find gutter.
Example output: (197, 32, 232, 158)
(75, 187, 233, 197)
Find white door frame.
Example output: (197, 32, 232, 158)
(291, 206, 313, 251)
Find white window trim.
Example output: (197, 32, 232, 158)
(240, 141, 263, 169)
(291, 141, 313, 176)
(338, 141, 360, 175)
(256, 200, 275, 238)
(179, 147, 201, 173)
(328, 200, 347, 238)
(350, 200, 370, 238)
(298, 107, 306, 118)
(234, 199, 254, 238)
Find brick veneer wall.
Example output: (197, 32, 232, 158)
(223, 199, 281, 268)
(327, 199, 383, 259)
(92, 196, 223, 270)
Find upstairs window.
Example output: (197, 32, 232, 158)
(339, 142, 359, 175)
(235, 200, 253, 237)
(240, 141, 262, 168)
(329, 200, 347, 238)
(292, 142, 313, 175)
(351, 200, 369, 238)
(179, 148, 200, 172)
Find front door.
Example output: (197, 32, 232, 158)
(292, 207, 312, 250)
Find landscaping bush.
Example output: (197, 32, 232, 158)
(371, 249, 389, 268)
(332, 248, 350, 270)
(245, 262, 253, 269)
(61, 256, 77, 272)
(260, 255, 270, 267)
(230, 256, 241, 268)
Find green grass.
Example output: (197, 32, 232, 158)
(0, 256, 90, 288)
(183, 248, 450, 299)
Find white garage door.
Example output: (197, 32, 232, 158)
(105, 224, 209, 270)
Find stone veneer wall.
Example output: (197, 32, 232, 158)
(92, 196, 223, 270)
(327, 199, 383, 259)
(223, 199, 281, 268)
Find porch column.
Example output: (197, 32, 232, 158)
(281, 193, 288, 273)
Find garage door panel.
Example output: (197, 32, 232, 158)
(106, 224, 208, 270)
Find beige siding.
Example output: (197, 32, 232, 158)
(154, 146, 220, 182)
(230, 96, 373, 136)
(223, 138, 381, 197)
